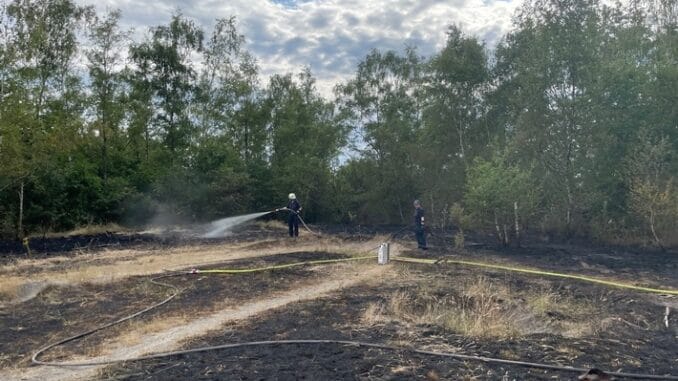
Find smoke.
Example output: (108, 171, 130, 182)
(200, 212, 271, 238)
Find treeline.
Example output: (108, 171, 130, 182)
(0, 0, 676, 247)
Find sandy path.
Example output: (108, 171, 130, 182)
(0, 236, 385, 303)
(3, 263, 388, 381)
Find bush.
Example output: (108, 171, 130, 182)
(463, 155, 540, 246)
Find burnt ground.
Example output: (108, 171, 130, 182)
(418, 233, 678, 289)
(0, 251, 352, 368)
(309, 225, 677, 288)
(0, 223, 285, 264)
(1, 226, 676, 380)
(104, 258, 677, 381)
(4, 224, 673, 286)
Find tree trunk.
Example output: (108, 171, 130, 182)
(102, 121, 108, 189)
(429, 194, 435, 227)
(514, 201, 520, 247)
(18, 181, 24, 239)
(398, 199, 404, 223)
(494, 210, 503, 245)
(145, 120, 150, 161)
(565, 182, 573, 231)
(649, 208, 664, 251)
(458, 109, 466, 169)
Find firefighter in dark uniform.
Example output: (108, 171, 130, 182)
(413, 199, 427, 250)
(286, 193, 302, 237)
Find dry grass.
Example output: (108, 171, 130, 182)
(361, 303, 387, 325)
(362, 274, 607, 339)
(0, 235, 386, 304)
(525, 287, 605, 337)
(362, 276, 520, 338)
(31, 223, 128, 238)
(446, 277, 518, 337)
(255, 220, 288, 231)
(527, 291, 557, 315)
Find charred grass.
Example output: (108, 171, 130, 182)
(2, 230, 676, 380)
(0, 233, 381, 307)
(104, 255, 676, 380)
(0, 251, 355, 369)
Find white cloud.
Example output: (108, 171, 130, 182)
(76, 0, 521, 97)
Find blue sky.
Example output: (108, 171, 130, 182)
(77, 0, 521, 95)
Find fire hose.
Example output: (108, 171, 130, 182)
(30, 243, 678, 379)
(275, 207, 321, 236)
(395, 256, 678, 296)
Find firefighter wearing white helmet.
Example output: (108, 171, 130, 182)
(286, 193, 302, 237)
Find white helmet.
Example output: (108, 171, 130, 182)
(288, 193, 296, 200)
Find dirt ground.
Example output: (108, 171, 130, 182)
(0, 224, 676, 380)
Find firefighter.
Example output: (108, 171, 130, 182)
(286, 193, 302, 237)
(413, 199, 428, 250)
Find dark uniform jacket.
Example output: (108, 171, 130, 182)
(287, 199, 301, 213)
(414, 206, 425, 229)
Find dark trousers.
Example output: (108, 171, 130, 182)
(415, 227, 427, 248)
(288, 215, 299, 237)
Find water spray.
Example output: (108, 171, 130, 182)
(199, 207, 320, 239)
(201, 211, 273, 238)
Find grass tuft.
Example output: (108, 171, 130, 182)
(362, 274, 607, 339)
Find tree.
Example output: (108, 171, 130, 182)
(1, 0, 90, 236)
(129, 12, 203, 162)
(494, 0, 603, 234)
(627, 129, 678, 249)
(464, 154, 540, 246)
(267, 69, 347, 221)
(420, 26, 489, 223)
(337, 48, 422, 223)
(85, 9, 129, 188)
(195, 17, 267, 165)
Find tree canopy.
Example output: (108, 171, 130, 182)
(0, 0, 676, 247)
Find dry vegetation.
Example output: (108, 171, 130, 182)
(1, 229, 673, 381)
(362, 272, 606, 339)
(31, 223, 129, 238)
(0, 235, 388, 305)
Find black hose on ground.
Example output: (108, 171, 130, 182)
(29, 235, 678, 380)
(29, 267, 678, 379)
(32, 334, 678, 380)
(31, 272, 184, 366)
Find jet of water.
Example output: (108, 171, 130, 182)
(201, 211, 271, 238)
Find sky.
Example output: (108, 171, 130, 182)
(75, 0, 522, 96)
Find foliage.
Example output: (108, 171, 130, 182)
(464, 155, 540, 245)
(626, 130, 678, 248)
(0, 0, 675, 248)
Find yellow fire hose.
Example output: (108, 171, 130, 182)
(30, 247, 678, 379)
(393, 256, 678, 295)
(192, 255, 375, 274)
(190, 252, 677, 295)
